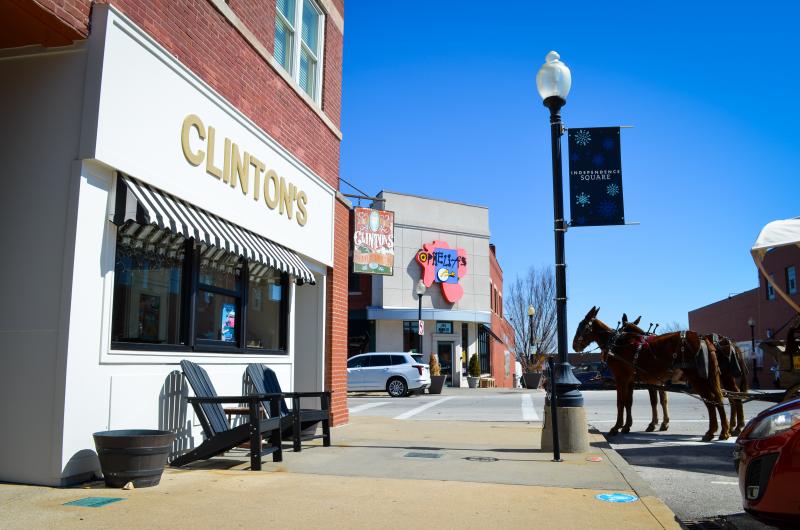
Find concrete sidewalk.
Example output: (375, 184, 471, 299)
(0, 416, 680, 529)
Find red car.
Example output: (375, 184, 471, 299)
(734, 398, 800, 526)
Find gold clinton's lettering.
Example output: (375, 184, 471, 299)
(181, 114, 205, 166)
(180, 114, 309, 227)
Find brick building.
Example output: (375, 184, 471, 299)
(0, 0, 348, 486)
(688, 245, 800, 387)
(348, 191, 516, 388)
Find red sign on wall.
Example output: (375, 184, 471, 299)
(416, 240, 467, 303)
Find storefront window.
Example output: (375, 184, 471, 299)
(111, 224, 290, 354)
(402, 321, 419, 353)
(111, 232, 185, 345)
(246, 268, 286, 351)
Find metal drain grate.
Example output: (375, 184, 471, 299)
(680, 518, 729, 530)
(465, 456, 499, 462)
(404, 452, 442, 459)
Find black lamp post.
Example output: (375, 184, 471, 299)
(536, 51, 583, 408)
(416, 279, 426, 354)
(748, 317, 758, 389)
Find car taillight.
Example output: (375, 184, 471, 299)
(413, 365, 424, 376)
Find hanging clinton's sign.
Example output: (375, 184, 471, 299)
(567, 127, 625, 227)
(416, 241, 467, 303)
(352, 207, 395, 275)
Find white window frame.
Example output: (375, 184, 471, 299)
(276, 0, 325, 103)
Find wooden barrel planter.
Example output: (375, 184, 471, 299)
(93, 430, 176, 488)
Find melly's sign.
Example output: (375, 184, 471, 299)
(416, 240, 467, 303)
(567, 127, 624, 227)
(352, 207, 394, 275)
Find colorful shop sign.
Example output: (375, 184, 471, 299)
(416, 241, 467, 303)
(353, 207, 395, 275)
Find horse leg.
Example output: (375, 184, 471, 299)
(702, 400, 717, 442)
(646, 388, 658, 432)
(716, 391, 730, 441)
(609, 383, 624, 436)
(621, 382, 634, 433)
(659, 390, 670, 431)
(735, 398, 745, 437)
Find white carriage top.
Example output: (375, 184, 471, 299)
(752, 216, 800, 313)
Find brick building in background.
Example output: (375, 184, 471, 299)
(0, 0, 347, 485)
(689, 245, 800, 387)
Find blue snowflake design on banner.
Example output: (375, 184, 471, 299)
(606, 183, 620, 196)
(602, 137, 616, 150)
(574, 129, 591, 146)
(576, 192, 591, 206)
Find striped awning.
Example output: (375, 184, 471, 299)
(111, 174, 316, 285)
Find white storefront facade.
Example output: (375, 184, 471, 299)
(0, 6, 334, 486)
(363, 192, 493, 388)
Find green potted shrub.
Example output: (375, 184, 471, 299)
(467, 353, 480, 388)
(428, 353, 446, 394)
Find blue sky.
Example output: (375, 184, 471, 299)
(339, 1, 800, 333)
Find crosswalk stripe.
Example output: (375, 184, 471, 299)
(394, 397, 456, 420)
(521, 393, 539, 421)
(349, 402, 390, 414)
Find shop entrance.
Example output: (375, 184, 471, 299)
(437, 341, 455, 387)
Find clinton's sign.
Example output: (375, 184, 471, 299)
(415, 241, 467, 303)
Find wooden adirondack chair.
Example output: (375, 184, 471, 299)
(171, 360, 284, 470)
(246, 364, 331, 452)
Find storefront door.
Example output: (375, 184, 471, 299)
(437, 341, 454, 387)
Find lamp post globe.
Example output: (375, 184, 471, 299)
(527, 305, 535, 348)
(536, 50, 583, 410)
(536, 51, 572, 106)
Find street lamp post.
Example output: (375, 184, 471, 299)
(416, 279, 426, 355)
(535, 51, 587, 453)
(536, 51, 584, 408)
(748, 317, 758, 389)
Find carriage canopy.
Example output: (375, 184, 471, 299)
(751, 216, 800, 313)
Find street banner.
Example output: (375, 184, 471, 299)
(418, 320, 424, 336)
(353, 207, 395, 275)
(567, 127, 624, 227)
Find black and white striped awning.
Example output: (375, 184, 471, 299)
(111, 174, 316, 285)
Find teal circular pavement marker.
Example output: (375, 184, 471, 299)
(595, 493, 638, 503)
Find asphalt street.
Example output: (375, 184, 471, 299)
(348, 388, 778, 528)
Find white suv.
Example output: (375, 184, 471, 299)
(347, 352, 431, 397)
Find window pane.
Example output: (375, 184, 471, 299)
(368, 355, 391, 367)
(301, 0, 319, 51)
(112, 230, 184, 345)
(299, 49, 316, 97)
(274, 19, 293, 72)
(198, 252, 241, 291)
(246, 269, 284, 350)
(196, 291, 238, 343)
(277, 0, 296, 25)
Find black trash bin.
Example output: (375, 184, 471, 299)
(93, 430, 176, 488)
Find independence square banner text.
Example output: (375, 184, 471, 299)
(567, 127, 624, 227)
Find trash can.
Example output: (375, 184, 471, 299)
(93, 430, 176, 488)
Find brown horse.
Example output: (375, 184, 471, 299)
(573, 307, 729, 441)
(619, 314, 670, 433)
(619, 316, 749, 435)
(705, 335, 748, 435)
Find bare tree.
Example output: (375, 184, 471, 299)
(657, 321, 685, 333)
(505, 266, 556, 372)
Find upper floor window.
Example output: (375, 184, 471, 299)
(766, 274, 776, 300)
(274, 0, 324, 102)
(786, 266, 797, 295)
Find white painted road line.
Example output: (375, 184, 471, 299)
(394, 397, 456, 420)
(521, 394, 539, 421)
(349, 402, 390, 414)
(710, 481, 738, 485)
(590, 419, 712, 423)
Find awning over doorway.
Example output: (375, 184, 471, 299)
(479, 324, 506, 345)
(112, 174, 316, 285)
